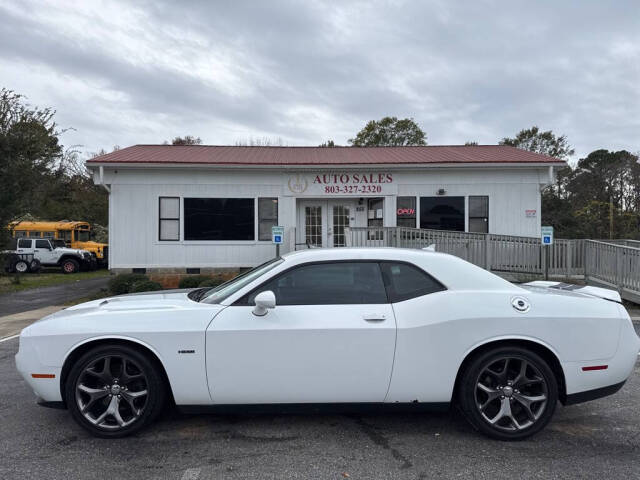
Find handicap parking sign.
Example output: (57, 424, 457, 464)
(541, 226, 553, 245)
(271, 226, 284, 245)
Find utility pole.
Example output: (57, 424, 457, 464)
(609, 195, 614, 240)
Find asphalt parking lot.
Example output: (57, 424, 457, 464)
(1, 325, 639, 480)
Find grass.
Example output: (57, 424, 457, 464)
(0, 269, 111, 294)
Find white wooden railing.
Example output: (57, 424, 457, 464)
(585, 240, 640, 303)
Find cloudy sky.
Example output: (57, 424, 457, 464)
(1, 0, 638, 159)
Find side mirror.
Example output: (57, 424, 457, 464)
(252, 290, 276, 316)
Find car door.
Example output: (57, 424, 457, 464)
(206, 261, 397, 404)
(34, 239, 56, 264)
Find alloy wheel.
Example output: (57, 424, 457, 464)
(75, 354, 149, 430)
(474, 356, 548, 432)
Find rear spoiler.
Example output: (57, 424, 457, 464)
(523, 281, 622, 304)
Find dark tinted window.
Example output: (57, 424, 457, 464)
(184, 198, 255, 241)
(17, 238, 30, 248)
(420, 196, 464, 231)
(35, 240, 50, 249)
(381, 262, 445, 302)
(240, 262, 387, 305)
(258, 198, 278, 241)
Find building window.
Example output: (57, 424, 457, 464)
(396, 196, 416, 228)
(419, 196, 465, 231)
(258, 198, 278, 241)
(367, 197, 384, 240)
(159, 197, 180, 241)
(469, 196, 489, 233)
(184, 198, 255, 241)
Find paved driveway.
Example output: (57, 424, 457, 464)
(1, 324, 639, 480)
(0, 276, 109, 316)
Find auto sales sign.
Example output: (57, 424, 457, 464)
(285, 172, 397, 196)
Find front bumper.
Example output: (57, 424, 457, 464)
(15, 335, 63, 403)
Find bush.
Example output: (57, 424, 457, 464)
(129, 280, 163, 293)
(178, 275, 213, 289)
(198, 277, 225, 288)
(108, 273, 149, 295)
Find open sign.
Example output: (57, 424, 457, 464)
(397, 208, 415, 216)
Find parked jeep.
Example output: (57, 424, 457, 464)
(5, 238, 93, 274)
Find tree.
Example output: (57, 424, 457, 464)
(167, 135, 202, 145)
(499, 126, 574, 160)
(349, 117, 427, 146)
(0, 89, 63, 247)
(319, 140, 336, 147)
(464, 141, 478, 146)
(541, 149, 640, 239)
(234, 136, 284, 146)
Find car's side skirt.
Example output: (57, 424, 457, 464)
(563, 381, 626, 406)
(177, 402, 451, 415)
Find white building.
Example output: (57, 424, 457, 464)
(87, 145, 564, 273)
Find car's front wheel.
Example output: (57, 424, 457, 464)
(61, 258, 79, 274)
(458, 346, 558, 440)
(65, 344, 166, 438)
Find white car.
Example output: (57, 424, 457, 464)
(15, 248, 640, 440)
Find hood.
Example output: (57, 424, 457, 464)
(63, 289, 197, 312)
(520, 281, 622, 303)
(55, 246, 89, 255)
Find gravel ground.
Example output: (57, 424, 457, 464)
(1, 325, 639, 480)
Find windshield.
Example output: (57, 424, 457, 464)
(198, 258, 284, 304)
(75, 230, 90, 242)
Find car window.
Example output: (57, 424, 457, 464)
(198, 258, 284, 304)
(381, 262, 446, 302)
(17, 238, 31, 249)
(239, 262, 388, 305)
(35, 240, 50, 249)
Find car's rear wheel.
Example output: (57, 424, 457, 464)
(458, 346, 558, 440)
(61, 258, 79, 274)
(29, 259, 41, 273)
(65, 344, 166, 438)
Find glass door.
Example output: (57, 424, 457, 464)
(298, 201, 326, 248)
(329, 204, 350, 247)
(297, 200, 357, 249)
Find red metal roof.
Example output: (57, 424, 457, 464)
(86, 145, 565, 166)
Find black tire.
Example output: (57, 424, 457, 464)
(29, 259, 42, 273)
(14, 259, 29, 274)
(61, 258, 79, 274)
(458, 346, 558, 440)
(64, 344, 166, 438)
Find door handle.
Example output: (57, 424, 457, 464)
(363, 313, 386, 322)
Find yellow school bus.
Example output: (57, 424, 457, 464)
(8, 221, 108, 267)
